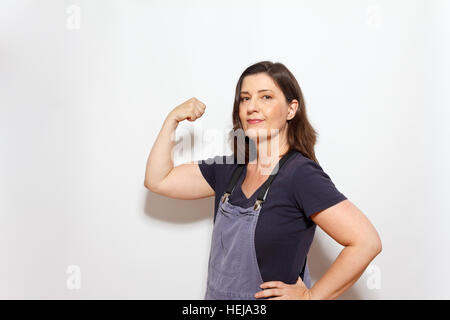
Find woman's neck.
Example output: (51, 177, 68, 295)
(248, 139, 289, 176)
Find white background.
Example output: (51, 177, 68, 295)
(1, 0, 449, 299)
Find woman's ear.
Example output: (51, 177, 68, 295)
(287, 99, 299, 121)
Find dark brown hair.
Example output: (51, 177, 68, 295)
(229, 61, 319, 165)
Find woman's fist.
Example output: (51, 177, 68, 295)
(169, 97, 206, 123)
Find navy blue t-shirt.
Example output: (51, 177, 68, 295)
(197, 151, 347, 285)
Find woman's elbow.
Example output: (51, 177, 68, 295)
(372, 238, 382, 255)
(144, 179, 159, 193)
(352, 233, 382, 258)
(365, 234, 382, 257)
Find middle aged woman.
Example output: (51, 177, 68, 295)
(144, 61, 382, 300)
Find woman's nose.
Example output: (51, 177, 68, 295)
(246, 99, 260, 113)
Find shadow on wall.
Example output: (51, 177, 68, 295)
(143, 190, 213, 299)
(143, 190, 213, 223)
(143, 189, 368, 300)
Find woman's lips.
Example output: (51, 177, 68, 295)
(247, 119, 265, 124)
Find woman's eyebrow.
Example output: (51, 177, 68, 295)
(240, 89, 274, 94)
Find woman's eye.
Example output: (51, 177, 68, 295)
(240, 96, 271, 101)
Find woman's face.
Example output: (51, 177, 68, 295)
(239, 73, 298, 145)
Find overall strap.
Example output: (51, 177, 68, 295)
(254, 149, 296, 205)
(225, 163, 246, 195)
(222, 150, 297, 206)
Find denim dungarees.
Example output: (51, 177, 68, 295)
(205, 150, 311, 300)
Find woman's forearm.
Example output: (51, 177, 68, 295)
(309, 244, 381, 300)
(144, 112, 179, 190)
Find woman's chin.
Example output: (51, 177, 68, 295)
(245, 128, 276, 140)
(246, 134, 269, 145)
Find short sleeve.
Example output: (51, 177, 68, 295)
(197, 155, 227, 191)
(292, 159, 347, 219)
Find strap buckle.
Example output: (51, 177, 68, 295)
(253, 199, 263, 210)
(222, 192, 230, 203)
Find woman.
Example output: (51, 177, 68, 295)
(144, 61, 382, 300)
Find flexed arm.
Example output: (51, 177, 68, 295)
(144, 97, 214, 200)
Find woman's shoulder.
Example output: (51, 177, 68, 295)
(288, 151, 344, 194)
(286, 151, 336, 182)
(288, 151, 347, 217)
(197, 154, 241, 178)
(287, 151, 321, 171)
(197, 154, 241, 192)
(197, 154, 238, 166)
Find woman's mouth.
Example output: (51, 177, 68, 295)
(247, 119, 265, 124)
